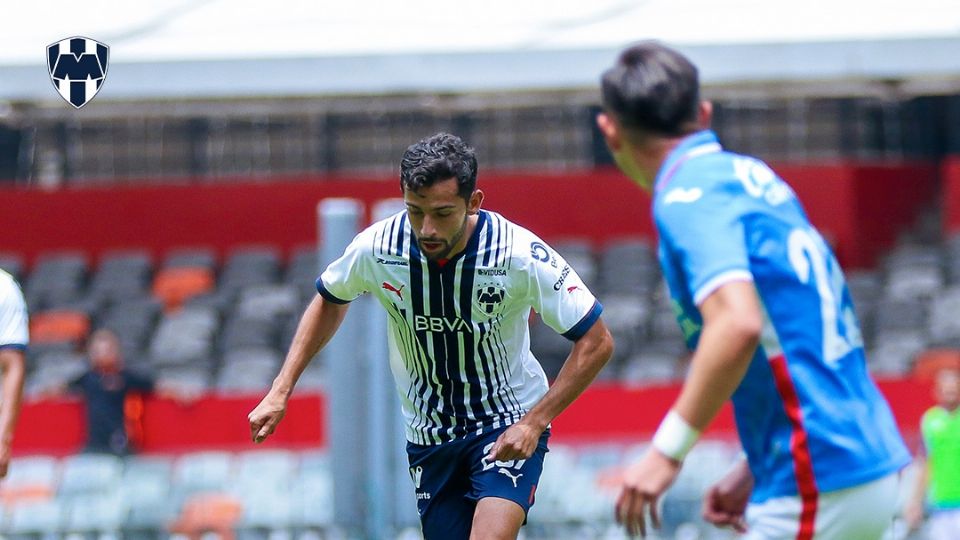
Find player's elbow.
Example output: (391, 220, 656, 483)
(581, 320, 615, 366)
(727, 310, 762, 351)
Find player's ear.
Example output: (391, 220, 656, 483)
(596, 112, 622, 151)
(467, 189, 484, 215)
(698, 101, 713, 129)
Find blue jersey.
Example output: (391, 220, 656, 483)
(654, 130, 910, 503)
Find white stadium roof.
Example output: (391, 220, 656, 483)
(1, 0, 958, 100)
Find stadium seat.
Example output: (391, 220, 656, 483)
(25, 251, 89, 311)
(62, 492, 126, 533)
(220, 245, 281, 293)
(152, 267, 216, 312)
(216, 347, 281, 392)
(162, 247, 217, 271)
(236, 284, 300, 321)
(0, 252, 25, 282)
(1, 456, 59, 507)
(58, 454, 123, 496)
(148, 306, 218, 366)
(173, 451, 234, 494)
(29, 309, 90, 345)
(88, 249, 152, 304)
(219, 315, 279, 352)
(6, 499, 65, 538)
(24, 352, 87, 397)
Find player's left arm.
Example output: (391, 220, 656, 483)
(487, 317, 613, 461)
(0, 347, 25, 477)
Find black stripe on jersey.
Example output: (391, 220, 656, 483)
(475, 321, 513, 416)
(482, 211, 495, 267)
(395, 213, 406, 256)
(385, 302, 430, 445)
(455, 224, 485, 428)
(409, 238, 453, 442)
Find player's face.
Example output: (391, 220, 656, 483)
(935, 370, 960, 411)
(404, 178, 482, 260)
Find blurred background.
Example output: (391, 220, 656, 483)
(1, 1, 959, 538)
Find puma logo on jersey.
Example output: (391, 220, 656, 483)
(663, 187, 703, 205)
(382, 281, 405, 300)
(566, 285, 581, 293)
(414, 315, 472, 333)
(498, 468, 523, 488)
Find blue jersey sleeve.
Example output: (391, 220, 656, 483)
(656, 179, 753, 305)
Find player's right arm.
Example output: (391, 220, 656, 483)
(249, 230, 373, 444)
(0, 273, 28, 478)
(248, 295, 349, 443)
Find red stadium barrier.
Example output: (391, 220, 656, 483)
(13, 378, 929, 455)
(0, 162, 939, 270)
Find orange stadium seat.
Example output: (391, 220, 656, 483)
(29, 310, 90, 345)
(912, 348, 960, 382)
(152, 267, 215, 311)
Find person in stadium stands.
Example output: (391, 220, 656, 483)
(0, 270, 27, 478)
(249, 132, 614, 540)
(905, 368, 960, 539)
(596, 41, 910, 539)
(53, 328, 184, 455)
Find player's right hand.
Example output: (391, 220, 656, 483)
(248, 391, 288, 444)
(702, 459, 753, 533)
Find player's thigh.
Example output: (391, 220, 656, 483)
(466, 427, 550, 517)
(407, 440, 475, 540)
(470, 497, 526, 540)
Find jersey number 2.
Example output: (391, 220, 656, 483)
(787, 227, 860, 365)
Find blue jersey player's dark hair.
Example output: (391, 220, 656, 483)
(400, 132, 478, 201)
(601, 41, 701, 137)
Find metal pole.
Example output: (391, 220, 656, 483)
(320, 198, 365, 538)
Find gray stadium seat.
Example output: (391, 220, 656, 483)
(149, 306, 219, 366)
(173, 451, 234, 494)
(88, 250, 153, 304)
(220, 246, 281, 293)
(162, 247, 217, 271)
(58, 454, 123, 496)
(236, 284, 300, 321)
(6, 499, 65, 538)
(63, 492, 126, 533)
(0, 252, 25, 282)
(25, 251, 89, 310)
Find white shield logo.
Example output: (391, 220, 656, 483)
(46, 36, 109, 109)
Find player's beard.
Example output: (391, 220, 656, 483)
(419, 215, 468, 261)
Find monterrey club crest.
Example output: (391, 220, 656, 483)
(47, 37, 109, 109)
(476, 283, 506, 315)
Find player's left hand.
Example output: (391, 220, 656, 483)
(486, 421, 542, 462)
(616, 449, 682, 537)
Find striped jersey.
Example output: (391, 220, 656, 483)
(654, 130, 910, 503)
(0, 270, 29, 350)
(317, 210, 602, 445)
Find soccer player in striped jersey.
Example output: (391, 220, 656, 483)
(596, 42, 910, 539)
(0, 269, 27, 478)
(249, 132, 614, 539)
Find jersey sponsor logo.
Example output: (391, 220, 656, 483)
(663, 187, 703, 205)
(382, 281, 405, 301)
(478, 268, 507, 277)
(476, 284, 506, 315)
(47, 37, 109, 109)
(414, 315, 472, 333)
(733, 157, 794, 206)
(376, 257, 409, 267)
(552, 265, 571, 291)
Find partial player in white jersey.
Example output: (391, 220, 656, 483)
(0, 269, 27, 478)
(249, 132, 614, 540)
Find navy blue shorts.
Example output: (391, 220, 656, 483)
(406, 425, 550, 540)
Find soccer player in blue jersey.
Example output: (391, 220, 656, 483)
(596, 42, 911, 539)
(0, 270, 27, 478)
(248, 132, 614, 539)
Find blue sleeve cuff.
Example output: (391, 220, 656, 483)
(0, 343, 27, 352)
(316, 278, 351, 305)
(562, 300, 603, 341)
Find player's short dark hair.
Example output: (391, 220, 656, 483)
(601, 41, 701, 137)
(400, 132, 478, 200)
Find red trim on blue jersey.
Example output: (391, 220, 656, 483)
(769, 354, 819, 540)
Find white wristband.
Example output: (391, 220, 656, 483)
(652, 410, 701, 462)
